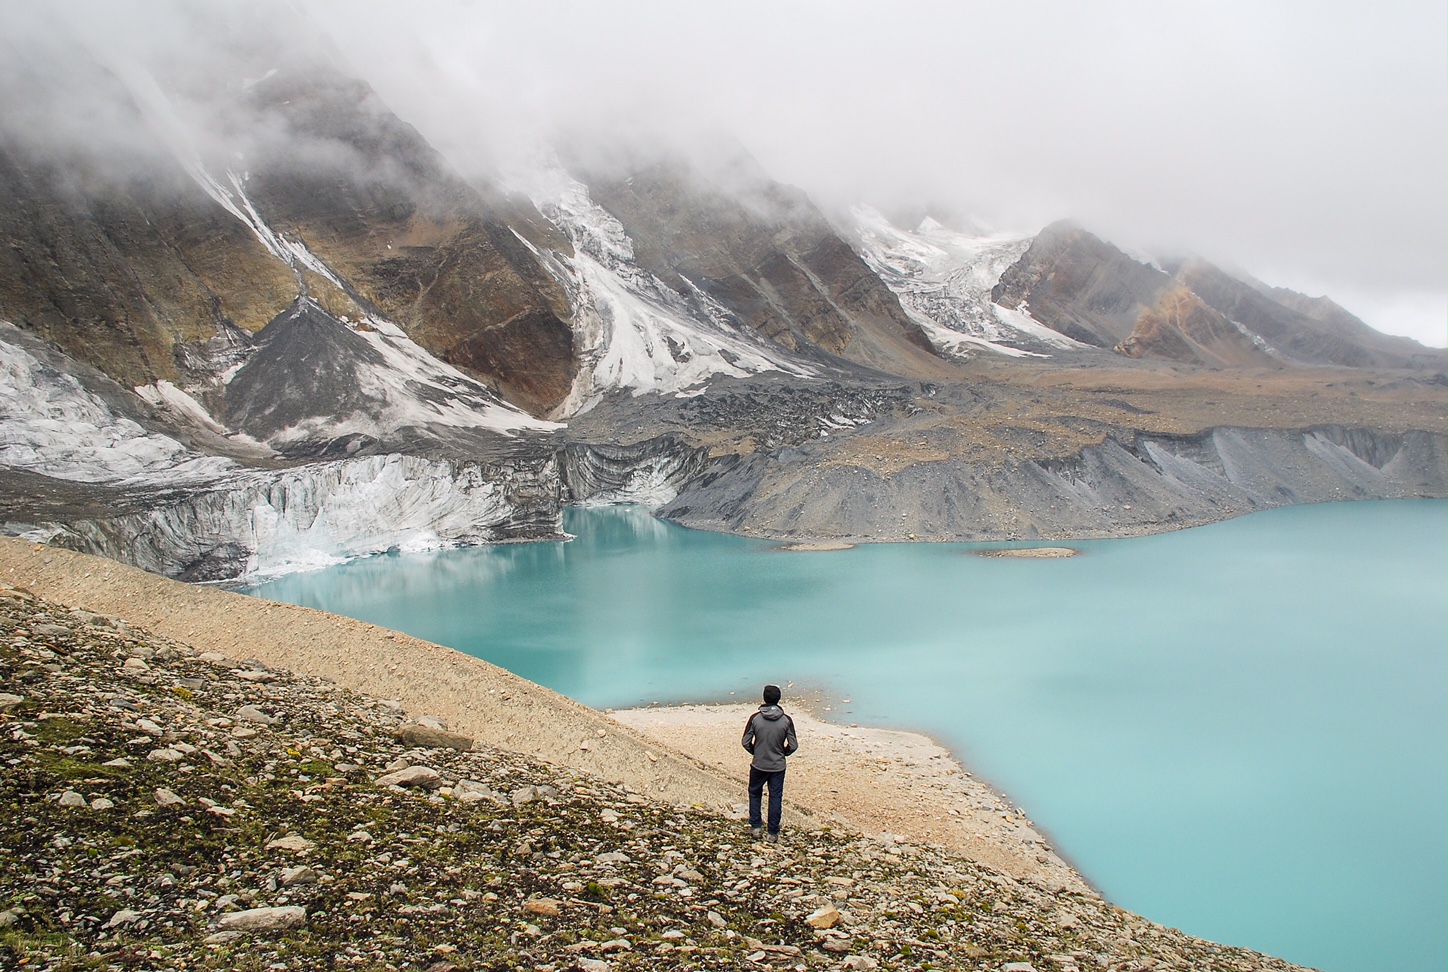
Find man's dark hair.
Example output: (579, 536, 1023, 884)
(762, 684, 781, 705)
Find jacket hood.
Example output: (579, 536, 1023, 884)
(758, 704, 785, 720)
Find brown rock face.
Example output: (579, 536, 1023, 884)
(580, 159, 946, 377)
(1118, 285, 1272, 367)
(1166, 258, 1439, 370)
(994, 222, 1272, 368)
(996, 222, 1442, 372)
(991, 221, 1172, 348)
(192, 68, 577, 416)
(0, 44, 577, 415)
(0, 144, 297, 388)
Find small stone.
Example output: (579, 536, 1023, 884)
(577, 959, 611, 972)
(216, 905, 308, 933)
(105, 909, 142, 928)
(231, 726, 259, 739)
(89, 797, 115, 810)
(660, 929, 685, 939)
(1002, 964, 1038, 972)
(266, 835, 316, 854)
(279, 866, 319, 886)
(147, 748, 184, 762)
(523, 898, 561, 917)
(453, 780, 500, 804)
(841, 957, 878, 971)
(0, 909, 21, 929)
(203, 931, 242, 944)
(0, 693, 23, 711)
(706, 911, 727, 928)
(154, 788, 185, 807)
(374, 766, 442, 789)
(102, 758, 133, 769)
(805, 903, 841, 929)
(121, 657, 150, 673)
(395, 723, 474, 751)
(234, 705, 280, 725)
(58, 789, 86, 808)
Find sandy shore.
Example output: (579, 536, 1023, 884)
(612, 702, 1087, 893)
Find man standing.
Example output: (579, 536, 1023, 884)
(741, 684, 797, 843)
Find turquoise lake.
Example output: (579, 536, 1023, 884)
(245, 499, 1447, 972)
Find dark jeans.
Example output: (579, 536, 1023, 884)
(748, 767, 785, 834)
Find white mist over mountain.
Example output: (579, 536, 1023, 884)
(3, 1, 1443, 346)
(301, 0, 1445, 348)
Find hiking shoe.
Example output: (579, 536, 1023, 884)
(766, 831, 780, 844)
(751, 827, 763, 840)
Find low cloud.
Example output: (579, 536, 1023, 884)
(3, 0, 1443, 345)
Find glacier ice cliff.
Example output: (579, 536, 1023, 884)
(33, 453, 564, 583)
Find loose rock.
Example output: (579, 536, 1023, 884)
(374, 765, 443, 789)
(216, 906, 308, 933)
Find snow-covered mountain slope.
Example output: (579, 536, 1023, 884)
(223, 299, 558, 453)
(0, 324, 238, 486)
(1, 320, 566, 580)
(510, 161, 816, 416)
(848, 206, 1084, 358)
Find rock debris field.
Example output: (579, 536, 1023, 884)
(0, 582, 1311, 971)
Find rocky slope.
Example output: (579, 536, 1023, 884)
(989, 222, 1439, 372)
(573, 155, 949, 381)
(0, 559, 1313, 971)
(845, 208, 1067, 360)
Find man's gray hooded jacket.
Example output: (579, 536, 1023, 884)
(741, 704, 797, 772)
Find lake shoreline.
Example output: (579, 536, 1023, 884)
(610, 701, 1090, 893)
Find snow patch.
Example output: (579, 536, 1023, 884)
(0, 334, 235, 485)
(135, 380, 228, 434)
(849, 206, 1084, 356)
(325, 309, 559, 440)
(507, 156, 814, 416)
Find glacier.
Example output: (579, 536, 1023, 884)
(509, 158, 815, 416)
(1, 322, 567, 580)
(848, 206, 1084, 357)
(0, 331, 238, 486)
(38, 452, 564, 583)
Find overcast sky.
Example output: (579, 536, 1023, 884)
(300, 0, 1445, 346)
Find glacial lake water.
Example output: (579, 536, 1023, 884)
(244, 499, 1447, 972)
